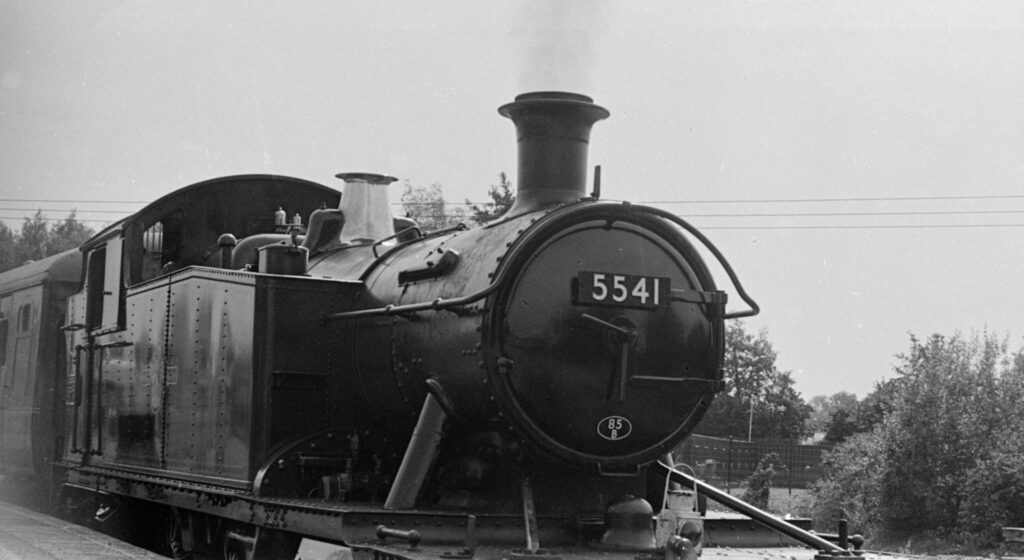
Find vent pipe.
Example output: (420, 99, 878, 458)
(334, 172, 397, 244)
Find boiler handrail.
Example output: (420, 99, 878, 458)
(322, 201, 760, 322)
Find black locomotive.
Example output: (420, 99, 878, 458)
(0, 92, 771, 560)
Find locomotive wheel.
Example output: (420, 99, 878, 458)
(157, 508, 193, 560)
(221, 527, 250, 560)
(222, 542, 244, 560)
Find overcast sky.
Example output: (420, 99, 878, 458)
(2, 1, 1022, 398)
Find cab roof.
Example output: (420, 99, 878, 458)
(82, 174, 341, 252)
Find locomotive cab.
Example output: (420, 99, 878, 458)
(118, 174, 341, 283)
(61, 175, 347, 477)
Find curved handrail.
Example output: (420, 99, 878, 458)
(642, 205, 760, 319)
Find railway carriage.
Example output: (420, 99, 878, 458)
(0, 250, 80, 483)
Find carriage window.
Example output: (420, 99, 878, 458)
(0, 315, 7, 367)
(17, 304, 31, 333)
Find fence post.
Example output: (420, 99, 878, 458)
(787, 441, 794, 495)
(727, 436, 733, 492)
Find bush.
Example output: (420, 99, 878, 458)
(808, 433, 882, 534)
(741, 452, 780, 509)
(957, 426, 1024, 547)
(875, 333, 1004, 534)
(809, 332, 1024, 549)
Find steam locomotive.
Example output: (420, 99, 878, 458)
(0, 92, 768, 560)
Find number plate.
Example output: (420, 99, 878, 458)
(576, 271, 671, 309)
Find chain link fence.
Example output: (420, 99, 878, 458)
(672, 434, 833, 492)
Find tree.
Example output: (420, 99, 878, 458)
(0, 211, 96, 273)
(806, 387, 894, 441)
(806, 391, 859, 434)
(811, 330, 1022, 545)
(466, 172, 515, 224)
(15, 210, 49, 264)
(874, 332, 1005, 534)
(0, 222, 15, 272)
(49, 210, 95, 254)
(956, 345, 1024, 545)
(805, 395, 830, 434)
(808, 432, 884, 533)
(823, 408, 857, 444)
(958, 422, 1024, 545)
(696, 321, 811, 440)
(854, 379, 896, 433)
(400, 181, 465, 231)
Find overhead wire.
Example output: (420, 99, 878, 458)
(700, 223, 1024, 230)
(2, 195, 1024, 207)
(2, 193, 1024, 230)
(639, 193, 1024, 204)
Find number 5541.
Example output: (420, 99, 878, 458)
(575, 271, 671, 309)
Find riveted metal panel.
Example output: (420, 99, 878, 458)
(62, 292, 86, 462)
(100, 276, 169, 469)
(161, 268, 256, 484)
(77, 268, 258, 487)
(251, 274, 364, 458)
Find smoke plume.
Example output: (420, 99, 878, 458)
(512, 1, 610, 93)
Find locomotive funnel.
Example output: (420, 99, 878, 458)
(499, 92, 609, 214)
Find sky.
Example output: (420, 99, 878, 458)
(2, 1, 1022, 398)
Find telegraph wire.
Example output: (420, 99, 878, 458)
(0, 215, 119, 225)
(0, 207, 134, 215)
(0, 198, 147, 204)
(699, 223, 1024, 230)
(683, 209, 1024, 218)
(3, 192, 1024, 207)
(9, 209, 1024, 218)
(3, 215, 1024, 231)
(638, 194, 1024, 204)
(4, 191, 1024, 231)
(5, 207, 1024, 220)
(0, 215, 108, 222)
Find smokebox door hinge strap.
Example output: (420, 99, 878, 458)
(671, 289, 727, 306)
(629, 377, 725, 393)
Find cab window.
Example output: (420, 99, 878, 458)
(136, 211, 184, 283)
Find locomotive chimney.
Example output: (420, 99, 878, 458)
(499, 91, 609, 214)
